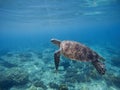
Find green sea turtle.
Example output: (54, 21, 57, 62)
(51, 38, 106, 75)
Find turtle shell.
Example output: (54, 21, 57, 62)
(60, 41, 99, 62)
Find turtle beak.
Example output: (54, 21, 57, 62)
(51, 39, 55, 43)
(50, 38, 61, 47)
(51, 39, 54, 42)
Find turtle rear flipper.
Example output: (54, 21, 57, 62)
(99, 56, 105, 62)
(54, 49, 61, 71)
(92, 60, 106, 75)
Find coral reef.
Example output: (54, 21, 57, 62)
(35, 52, 43, 59)
(60, 61, 70, 70)
(104, 72, 120, 88)
(18, 52, 33, 62)
(33, 80, 47, 90)
(6, 52, 13, 57)
(0, 58, 17, 68)
(18, 52, 33, 58)
(49, 82, 59, 89)
(59, 84, 68, 90)
(0, 46, 119, 90)
(0, 68, 29, 89)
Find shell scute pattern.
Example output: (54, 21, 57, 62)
(60, 41, 99, 62)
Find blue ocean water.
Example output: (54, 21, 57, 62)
(0, 0, 120, 90)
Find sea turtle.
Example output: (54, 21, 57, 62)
(51, 38, 106, 75)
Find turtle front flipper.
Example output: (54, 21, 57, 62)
(92, 60, 106, 75)
(54, 49, 61, 71)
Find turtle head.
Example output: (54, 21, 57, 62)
(92, 60, 106, 75)
(51, 38, 61, 47)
